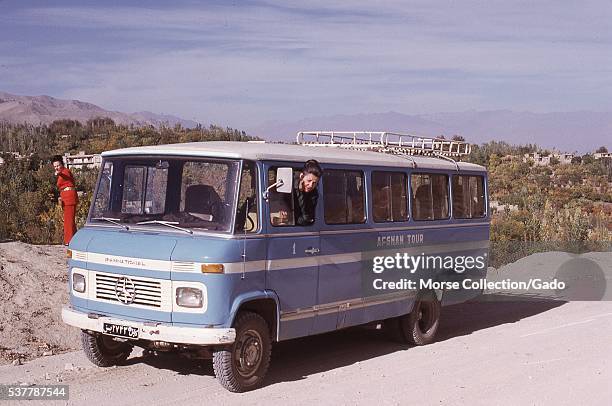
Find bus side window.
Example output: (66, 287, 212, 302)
(268, 167, 295, 226)
(235, 161, 258, 233)
(324, 169, 366, 224)
(372, 171, 408, 222)
(452, 175, 486, 218)
(411, 173, 449, 220)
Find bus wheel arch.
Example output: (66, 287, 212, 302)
(231, 294, 279, 341)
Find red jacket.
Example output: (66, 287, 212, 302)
(57, 167, 78, 206)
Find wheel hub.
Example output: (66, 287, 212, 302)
(236, 330, 263, 377)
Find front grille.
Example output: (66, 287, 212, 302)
(95, 273, 162, 308)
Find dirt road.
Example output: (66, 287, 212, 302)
(2, 298, 610, 405)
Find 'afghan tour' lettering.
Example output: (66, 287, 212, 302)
(377, 233, 424, 247)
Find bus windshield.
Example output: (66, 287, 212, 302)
(90, 157, 240, 232)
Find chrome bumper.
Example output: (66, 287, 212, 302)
(61, 305, 235, 345)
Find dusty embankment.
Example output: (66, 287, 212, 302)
(0, 242, 80, 365)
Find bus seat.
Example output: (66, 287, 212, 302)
(184, 184, 223, 220)
(453, 186, 466, 218)
(414, 185, 432, 220)
(326, 192, 345, 223)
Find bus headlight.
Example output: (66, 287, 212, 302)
(72, 273, 86, 293)
(176, 287, 203, 308)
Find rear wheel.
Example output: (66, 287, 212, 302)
(81, 330, 133, 367)
(385, 291, 441, 345)
(213, 312, 271, 392)
(401, 290, 441, 345)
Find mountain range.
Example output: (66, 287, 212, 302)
(0, 91, 198, 128)
(248, 110, 612, 153)
(1, 91, 609, 152)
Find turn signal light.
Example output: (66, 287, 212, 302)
(66, 249, 72, 259)
(201, 264, 224, 274)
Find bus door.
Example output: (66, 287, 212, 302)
(264, 164, 320, 340)
(314, 168, 368, 334)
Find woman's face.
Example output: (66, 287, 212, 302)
(53, 161, 63, 172)
(300, 173, 320, 193)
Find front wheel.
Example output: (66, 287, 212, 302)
(213, 312, 271, 392)
(81, 330, 133, 367)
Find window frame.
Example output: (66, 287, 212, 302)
(266, 165, 301, 228)
(234, 160, 260, 234)
(451, 174, 486, 219)
(410, 172, 450, 221)
(371, 170, 409, 223)
(323, 168, 367, 225)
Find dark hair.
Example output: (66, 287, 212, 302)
(51, 155, 64, 165)
(302, 159, 322, 178)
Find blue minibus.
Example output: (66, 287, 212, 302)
(62, 131, 489, 392)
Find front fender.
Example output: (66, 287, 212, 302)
(227, 290, 281, 340)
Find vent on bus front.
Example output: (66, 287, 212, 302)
(171, 261, 197, 272)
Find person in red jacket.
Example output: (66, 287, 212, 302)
(52, 155, 78, 245)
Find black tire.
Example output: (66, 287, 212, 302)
(400, 290, 441, 345)
(81, 330, 133, 367)
(213, 312, 271, 392)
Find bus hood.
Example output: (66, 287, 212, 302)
(83, 230, 178, 279)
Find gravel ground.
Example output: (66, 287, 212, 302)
(0, 242, 80, 365)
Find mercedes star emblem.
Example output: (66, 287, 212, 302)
(114, 276, 136, 304)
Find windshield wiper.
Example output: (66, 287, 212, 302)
(92, 217, 129, 230)
(136, 220, 193, 234)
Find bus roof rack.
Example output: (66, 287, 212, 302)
(296, 131, 471, 158)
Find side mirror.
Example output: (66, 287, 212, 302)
(263, 167, 293, 200)
(275, 167, 293, 193)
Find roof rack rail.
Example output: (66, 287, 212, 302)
(296, 131, 471, 157)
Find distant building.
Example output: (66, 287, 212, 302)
(523, 152, 550, 166)
(523, 151, 574, 166)
(489, 200, 519, 213)
(64, 151, 102, 169)
(594, 152, 612, 160)
(0, 151, 31, 164)
(555, 153, 575, 165)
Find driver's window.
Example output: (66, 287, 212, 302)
(235, 161, 258, 233)
(268, 166, 297, 226)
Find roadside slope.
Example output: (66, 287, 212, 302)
(0, 242, 80, 364)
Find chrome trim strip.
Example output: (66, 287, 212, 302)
(73, 240, 489, 275)
(279, 290, 418, 321)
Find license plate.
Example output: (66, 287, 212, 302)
(103, 323, 139, 338)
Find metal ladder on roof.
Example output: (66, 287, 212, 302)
(296, 131, 471, 158)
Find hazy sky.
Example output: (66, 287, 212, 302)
(1, 0, 611, 128)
